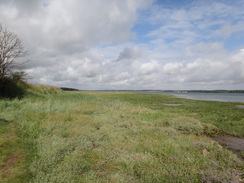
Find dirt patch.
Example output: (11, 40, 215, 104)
(0, 154, 19, 178)
(212, 136, 244, 160)
(163, 104, 183, 106)
(152, 103, 183, 106)
(236, 105, 244, 108)
(4, 132, 16, 139)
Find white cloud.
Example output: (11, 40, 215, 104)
(140, 60, 159, 75)
(0, 0, 243, 90)
(161, 48, 244, 88)
(1, 0, 152, 50)
(162, 62, 183, 75)
(114, 72, 131, 80)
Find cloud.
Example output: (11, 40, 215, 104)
(146, 0, 244, 45)
(1, 0, 152, 51)
(115, 46, 146, 62)
(0, 0, 243, 90)
(161, 48, 244, 88)
(140, 60, 160, 75)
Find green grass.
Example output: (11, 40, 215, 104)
(0, 115, 28, 182)
(0, 87, 243, 182)
(98, 92, 244, 136)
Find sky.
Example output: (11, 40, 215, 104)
(0, 0, 244, 90)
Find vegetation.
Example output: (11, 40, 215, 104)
(60, 87, 79, 91)
(0, 85, 243, 182)
(0, 23, 28, 99)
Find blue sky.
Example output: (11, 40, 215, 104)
(133, 0, 244, 49)
(0, 0, 243, 90)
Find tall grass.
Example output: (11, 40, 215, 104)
(0, 88, 243, 182)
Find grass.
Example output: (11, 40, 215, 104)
(0, 86, 243, 182)
(97, 92, 244, 136)
(0, 114, 27, 182)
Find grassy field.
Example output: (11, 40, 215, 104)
(0, 85, 243, 182)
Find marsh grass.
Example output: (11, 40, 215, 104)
(100, 92, 244, 137)
(0, 88, 243, 182)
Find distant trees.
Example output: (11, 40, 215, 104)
(0, 23, 28, 98)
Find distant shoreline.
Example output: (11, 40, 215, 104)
(60, 87, 244, 94)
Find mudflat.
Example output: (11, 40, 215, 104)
(236, 105, 244, 108)
(213, 136, 244, 156)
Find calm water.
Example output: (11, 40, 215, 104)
(144, 92, 244, 103)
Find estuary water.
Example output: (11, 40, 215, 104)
(143, 91, 244, 103)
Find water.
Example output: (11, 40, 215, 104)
(143, 91, 244, 103)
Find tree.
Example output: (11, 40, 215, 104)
(0, 23, 27, 81)
(0, 23, 28, 98)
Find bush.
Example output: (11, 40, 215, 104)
(0, 77, 27, 99)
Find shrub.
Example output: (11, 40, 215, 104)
(0, 77, 27, 99)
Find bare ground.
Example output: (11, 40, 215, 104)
(212, 136, 244, 160)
